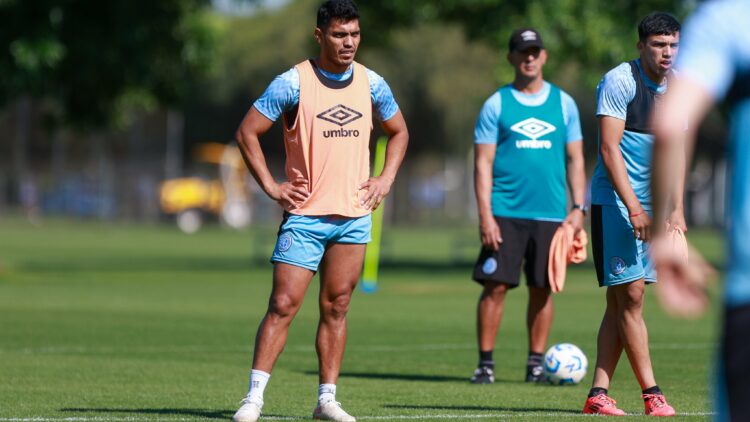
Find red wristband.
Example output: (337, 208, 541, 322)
(629, 211, 643, 218)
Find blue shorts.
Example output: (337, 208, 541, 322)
(271, 213, 372, 271)
(591, 204, 656, 287)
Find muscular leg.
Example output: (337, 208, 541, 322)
(591, 286, 624, 389)
(252, 263, 315, 372)
(613, 279, 657, 390)
(477, 281, 509, 352)
(527, 286, 553, 354)
(316, 243, 366, 384)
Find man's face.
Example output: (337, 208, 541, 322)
(638, 33, 680, 79)
(507, 47, 547, 79)
(315, 18, 360, 70)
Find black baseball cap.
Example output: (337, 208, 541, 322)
(508, 28, 544, 52)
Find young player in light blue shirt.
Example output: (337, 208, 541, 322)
(584, 12, 683, 417)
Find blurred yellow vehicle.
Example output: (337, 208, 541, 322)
(159, 142, 252, 233)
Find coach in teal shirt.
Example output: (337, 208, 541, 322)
(469, 27, 587, 386)
(476, 81, 582, 220)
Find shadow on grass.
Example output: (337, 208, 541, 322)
(19, 256, 479, 273)
(20, 256, 259, 273)
(29, 253, 708, 274)
(384, 403, 580, 414)
(61, 408, 233, 419)
(61, 407, 298, 420)
(18, 257, 475, 274)
(303, 370, 525, 384)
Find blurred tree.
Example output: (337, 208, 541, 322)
(183, 1, 501, 222)
(357, 0, 731, 164)
(0, 0, 230, 130)
(183, 0, 317, 150)
(185, 0, 500, 156)
(359, 0, 693, 88)
(0, 0, 243, 218)
(360, 23, 499, 155)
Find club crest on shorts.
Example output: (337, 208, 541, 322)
(482, 257, 498, 274)
(277, 233, 293, 252)
(610, 256, 626, 275)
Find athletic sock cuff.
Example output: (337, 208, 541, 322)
(479, 350, 494, 362)
(251, 369, 271, 379)
(642, 385, 662, 395)
(527, 353, 544, 366)
(588, 387, 608, 398)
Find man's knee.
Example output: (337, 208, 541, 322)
(614, 281, 645, 311)
(481, 282, 508, 302)
(321, 292, 352, 320)
(268, 294, 301, 320)
(528, 286, 552, 304)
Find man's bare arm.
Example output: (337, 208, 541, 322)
(564, 139, 586, 232)
(599, 115, 652, 240)
(235, 106, 309, 209)
(359, 110, 409, 210)
(475, 143, 502, 250)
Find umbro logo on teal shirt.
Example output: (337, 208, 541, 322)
(510, 117, 557, 149)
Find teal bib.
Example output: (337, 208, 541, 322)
(492, 84, 568, 220)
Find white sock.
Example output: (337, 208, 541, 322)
(247, 369, 270, 403)
(318, 383, 336, 404)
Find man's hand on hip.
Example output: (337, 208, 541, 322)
(269, 181, 309, 211)
(359, 176, 394, 210)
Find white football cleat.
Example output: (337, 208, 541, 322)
(312, 400, 356, 422)
(233, 397, 262, 422)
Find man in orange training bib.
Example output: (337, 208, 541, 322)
(232, 1, 408, 421)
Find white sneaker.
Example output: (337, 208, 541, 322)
(233, 397, 262, 422)
(312, 400, 356, 422)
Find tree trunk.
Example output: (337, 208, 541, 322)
(13, 96, 32, 205)
(165, 109, 184, 180)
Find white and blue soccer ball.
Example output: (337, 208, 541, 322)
(543, 343, 588, 385)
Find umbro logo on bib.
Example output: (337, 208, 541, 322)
(317, 104, 363, 138)
(317, 104, 363, 127)
(510, 117, 556, 149)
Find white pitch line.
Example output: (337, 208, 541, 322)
(0, 342, 715, 355)
(358, 412, 718, 420)
(0, 412, 717, 421)
(0, 419, 158, 422)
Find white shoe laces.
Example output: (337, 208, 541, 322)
(239, 397, 263, 407)
(320, 400, 343, 408)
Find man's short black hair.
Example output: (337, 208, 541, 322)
(317, 0, 360, 29)
(638, 12, 681, 41)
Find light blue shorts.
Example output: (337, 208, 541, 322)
(591, 204, 656, 287)
(271, 213, 372, 271)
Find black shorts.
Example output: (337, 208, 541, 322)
(722, 303, 750, 420)
(472, 216, 560, 289)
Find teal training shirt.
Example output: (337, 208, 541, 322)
(491, 84, 567, 220)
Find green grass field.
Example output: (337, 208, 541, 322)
(0, 217, 723, 421)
